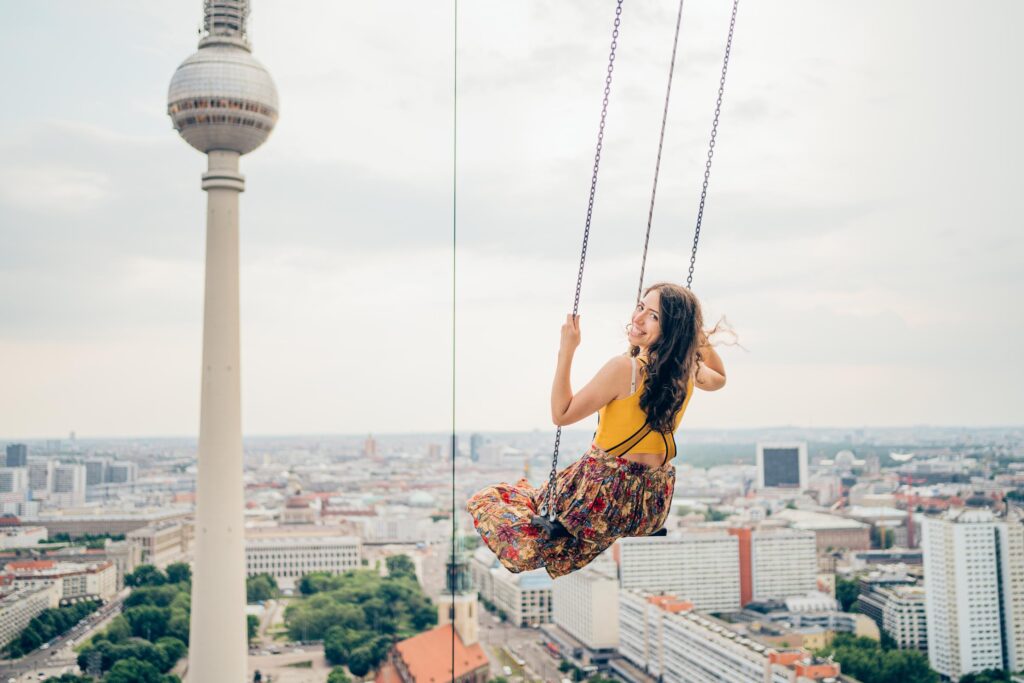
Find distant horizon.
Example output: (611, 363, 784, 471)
(3, 423, 1021, 444)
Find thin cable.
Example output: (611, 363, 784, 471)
(636, 0, 685, 303)
(450, 0, 458, 678)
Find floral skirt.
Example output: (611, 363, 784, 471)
(466, 445, 675, 578)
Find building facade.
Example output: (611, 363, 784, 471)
(750, 529, 818, 602)
(616, 590, 843, 683)
(127, 520, 194, 569)
(244, 528, 361, 582)
(756, 442, 808, 490)
(618, 532, 741, 613)
(0, 584, 60, 649)
(5, 444, 28, 468)
(4, 559, 117, 602)
(858, 584, 927, 651)
(922, 507, 1024, 679)
(552, 562, 619, 650)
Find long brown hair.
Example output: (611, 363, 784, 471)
(629, 283, 705, 433)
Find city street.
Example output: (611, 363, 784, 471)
(478, 611, 566, 683)
(0, 592, 128, 681)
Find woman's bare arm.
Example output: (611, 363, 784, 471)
(695, 334, 726, 391)
(551, 314, 631, 426)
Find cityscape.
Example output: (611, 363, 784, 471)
(2, 1, 1022, 683)
(2, 427, 1024, 683)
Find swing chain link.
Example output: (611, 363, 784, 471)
(637, 0, 685, 304)
(688, 0, 738, 290)
(541, 0, 624, 520)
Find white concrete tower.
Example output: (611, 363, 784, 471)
(167, 1, 278, 680)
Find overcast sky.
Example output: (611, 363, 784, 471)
(0, 1, 1021, 439)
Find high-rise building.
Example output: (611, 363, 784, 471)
(922, 506, 1024, 679)
(618, 532, 741, 613)
(167, 1, 278, 678)
(552, 560, 619, 651)
(728, 527, 818, 605)
(51, 464, 86, 507)
(858, 584, 927, 651)
(27, 459, 53, 496)
(5, 444, 27, 468)
(756, 442, 808, 490)
(83, 458, 110, 487)
(106, 462, 138, 484)
(750, 528, 818, 602)
(470, 433, 484, 463)
(0, 468, 28, 496)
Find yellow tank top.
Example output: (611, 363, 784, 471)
(593, 357, 695, 462)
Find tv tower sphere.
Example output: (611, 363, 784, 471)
(167, 1, 278, 154)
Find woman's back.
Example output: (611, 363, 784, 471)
(593, 356, 695, 464)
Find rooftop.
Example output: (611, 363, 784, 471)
(774, 509, 869, 531)
(393, 623, 488, 682)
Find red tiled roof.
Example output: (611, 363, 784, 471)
(7, 560, 55, 571)
(375, 661, 402, 683)
(394, 624, 488, 682)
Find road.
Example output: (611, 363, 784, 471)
(0, 590, 128, 681)
(478, 611, 566, 683)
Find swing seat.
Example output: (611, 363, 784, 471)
(531, 515, 572, 540)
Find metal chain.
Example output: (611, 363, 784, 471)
(541, 0, 624, 519)
(687, 0, 738, 290)
(636, 0, 685, 304)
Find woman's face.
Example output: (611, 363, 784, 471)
(629, 289, 662, 349)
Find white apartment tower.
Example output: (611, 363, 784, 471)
(750, 528, 818, 601)
(618, 532, 741, 613)
(552, 561, 619, 650)
(51, 464, 86, 507)
(922, 506, 1024, 680)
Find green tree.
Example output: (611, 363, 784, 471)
(247, 614, 259, 642)
(347, 645, 375, 678)
(106, 615, 132, 644)
(836, 577, 860, 612)
(246, 573, 279, 603)
(155, 637, 186, 670)
(165, 563, 191, 585)
(327, 668, 353, 683)
(816, 633, 938, 683)
(103, 657, 176, 683)
(124, 605, 172, 641)
(385, 554, 417, 580)
(126, 565, 167, 588)
(43, 676, 94, 682)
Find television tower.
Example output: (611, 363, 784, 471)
(167, 1, 278, 680)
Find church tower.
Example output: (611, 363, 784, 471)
(438, 530, 479, 646)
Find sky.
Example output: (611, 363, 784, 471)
(0, 1, 1021, 439)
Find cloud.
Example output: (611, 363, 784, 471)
(0, 0, 1021, 436)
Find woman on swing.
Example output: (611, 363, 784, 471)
(467, 282, 727, 579)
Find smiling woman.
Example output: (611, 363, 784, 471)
(466, 284, 726, 578)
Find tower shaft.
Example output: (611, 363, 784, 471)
(188, 150, 247, 681)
